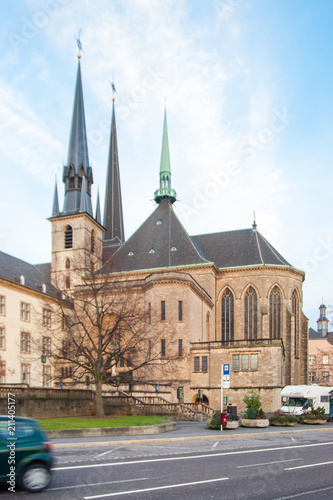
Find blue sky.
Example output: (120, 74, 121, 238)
(0, 0, 332, 328)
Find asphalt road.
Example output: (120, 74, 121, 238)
(1, 423, 333, 499)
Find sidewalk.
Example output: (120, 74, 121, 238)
(51, 419, 333, 449)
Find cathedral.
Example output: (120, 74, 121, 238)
(0, 55, 308, 412)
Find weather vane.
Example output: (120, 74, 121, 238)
(109, 77, 118, 101)
(74, 29, 83, 58)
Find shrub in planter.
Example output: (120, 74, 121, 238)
(207, 410, 221, 429)
(207, 410, 239, 429)
(299, 406, 327, 424)
(242, 391, 267, 419)
(269, 410, 298, 426)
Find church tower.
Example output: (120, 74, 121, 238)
(103, 95, 125, 246)
(49, 55, 103, 292)
(154, 107, 177, 204)
(317, 302, 329, 337)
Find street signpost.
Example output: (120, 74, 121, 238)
(221, 363, 230, 431)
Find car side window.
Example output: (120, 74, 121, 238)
(0, 421, 34, 440)
(0, 421, 8, 440)
(15, 422, 34, 439)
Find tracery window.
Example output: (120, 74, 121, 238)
(244, 286, 257, 340)
(269, 286, 281, 339)
(221, 288, 234, 342)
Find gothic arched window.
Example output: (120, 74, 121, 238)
(245, 286, 257, 340)
(221, 288, 234, 342)
(65, 258, 71, 269)
(292, 289, 299, 357)
(270, 286, 281, 339)
(64, 225, 73, 249)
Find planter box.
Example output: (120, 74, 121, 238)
(270, 420, 297, 427)
(301, 418, 327, 425)
(240, 418, 269, 428)
(223, 420, 239, 430)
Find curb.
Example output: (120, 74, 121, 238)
(47, 422, 176, 439)
(52, 425, 333, 449)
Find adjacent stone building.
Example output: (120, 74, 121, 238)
(0, 55, 309, 412)
(308, 302, 333, 385)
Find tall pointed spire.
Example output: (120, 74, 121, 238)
(154, 106, 177, 204)
(95, 188, 101, 225)
(103, 96, 125, 244)
(52, 178, 59, 217)
(62, 56, 93, 217)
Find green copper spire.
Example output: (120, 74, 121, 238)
(154, 107, 177, 204)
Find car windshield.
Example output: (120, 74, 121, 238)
(285, 397, 310, 407)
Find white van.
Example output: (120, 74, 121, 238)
(280, 385, 333, 415)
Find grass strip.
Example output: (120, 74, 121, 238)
(38, 415, 167, 430)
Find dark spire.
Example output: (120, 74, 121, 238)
(52, 178, 59, 217)
(103, 97, 125, 243)
(95, 188, 101, 225)
(62, 56, 93, 217)
(154, 106, 177, 204)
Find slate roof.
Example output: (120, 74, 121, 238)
(309, 327, 323, 339)
(100, 199, 294, 274)
(0, 251, 59, 299)
(99, 198, 210, 274)
(191, 229, 291, 269)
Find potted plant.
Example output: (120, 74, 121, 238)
(269, 409, 298, 426)
(240, 391, 269, 428)
(299, 405, 328, 425)
(206, 410, 239, 430)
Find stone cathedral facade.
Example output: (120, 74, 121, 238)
(0, 56, 308, 411)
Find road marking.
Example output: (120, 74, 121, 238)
(212, 441, 219, 448)
(83, 477, 229, 499)
(53, 441, 333, 471)
(237, 458, 302, 469)
(284, 460, 333, 471)
(48, 477, 148, 492)
(271, 485, 333, 499)
(96, 446, 124, 458)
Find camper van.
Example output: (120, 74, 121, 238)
(280, 385, 333, 416)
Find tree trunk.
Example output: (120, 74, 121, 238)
(95, 379, 105, 416)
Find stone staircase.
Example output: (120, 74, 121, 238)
(103, 391, 216, 421)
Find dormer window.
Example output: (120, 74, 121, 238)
(149, 249, 155, 254)
(64, 225, 73, 249)
(20, 275, 25, 285)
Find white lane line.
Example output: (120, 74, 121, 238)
(271, 485, 333, 499)
(237, 458, 303, 469)
(84, 477, 229, 499)
(96, 446, 124, 458)
(212, 441, 219, 448)
(48, 478, 148, 492)
(53, 441, 333, 472)
(285, 460, 333, 471)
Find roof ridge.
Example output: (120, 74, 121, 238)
(258, 232, 290, 266)
(254, 231, 264, 265)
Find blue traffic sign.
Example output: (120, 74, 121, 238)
(223, 363, 230, 375)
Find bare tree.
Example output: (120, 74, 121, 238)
(44, 262, 179, 416)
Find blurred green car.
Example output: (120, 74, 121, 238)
(0, 416, 53, 493)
